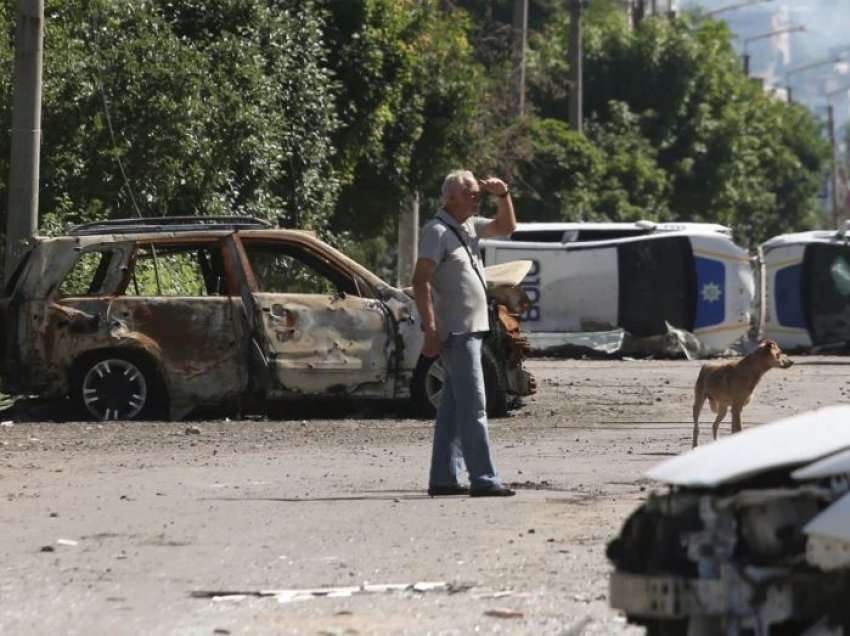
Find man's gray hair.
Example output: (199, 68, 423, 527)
(441, 169, 476, 204)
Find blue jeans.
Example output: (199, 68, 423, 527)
(429, 333, 502, 491)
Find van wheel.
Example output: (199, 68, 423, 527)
(72, 353, 164, 421)
(411, 344, 509, 419)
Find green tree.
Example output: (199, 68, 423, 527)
(587, 101, 671, 222)
(522, 7, 830, 243)
(322, 0, 482, 235)
(511, 117, 603, 221)
(2, 0, 339, 236)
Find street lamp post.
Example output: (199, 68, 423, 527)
(568, 0, 586, 134)
(785, 56, 847, 103)
(742, 25, 805, 75)
(703, 0, 773, 19)
(826, 84, 850, 227)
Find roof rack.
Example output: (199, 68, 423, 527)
(68, 215, 274, 236)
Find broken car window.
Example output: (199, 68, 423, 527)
(243, 242, 359, 296)
(125, 244, 227, 297)
(58, 250, 115, 297)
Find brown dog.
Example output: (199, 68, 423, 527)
(692, 340, 793, 447)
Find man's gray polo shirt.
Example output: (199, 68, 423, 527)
(419, 210, 505, 342)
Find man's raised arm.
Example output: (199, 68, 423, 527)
(478, 177, 516, 239)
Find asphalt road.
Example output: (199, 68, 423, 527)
(1, 355, 847, 635)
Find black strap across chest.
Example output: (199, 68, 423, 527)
(437, 218, 488, 296)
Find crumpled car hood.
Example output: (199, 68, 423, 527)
(483, 260, 533, 287)
(647, 405, 850, 487)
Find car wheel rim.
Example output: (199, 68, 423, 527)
(425, 359, 445, 410)
(82, 359, 148, 421)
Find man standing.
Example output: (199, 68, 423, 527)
(412, 169, 517, 497)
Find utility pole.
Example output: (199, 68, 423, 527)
(5, 0, 44, 284)
(827, 104, 840, 228)
(568, 0, 584, 134)
(785, 56, 846, 104)
(511, 0, 528, 119)
(632, 0, 645, 27)
(396, 191, 419, 288)
(825, 84, 850, 227)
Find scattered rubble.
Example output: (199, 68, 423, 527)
(192, 581, 451, 604)
(483, 608, 524, 619)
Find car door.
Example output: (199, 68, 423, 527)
(238, 238, 394, 399)
(107, 238, 248, 417)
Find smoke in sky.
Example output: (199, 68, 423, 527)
(679, 0, 850, 124)
(679, 1, 850, 61)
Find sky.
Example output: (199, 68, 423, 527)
(678, 0, 850, 130)
(678, 0, 850, 63)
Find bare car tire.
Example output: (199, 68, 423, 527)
(481, 343, 509, 417)
(72, 353, 164, 421)
(411, 343, 509, 418)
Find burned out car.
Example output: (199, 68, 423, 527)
(0, 217, 535, 420)
(608, 406, 850, 635)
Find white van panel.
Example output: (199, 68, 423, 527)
(485, 243, 618, 332)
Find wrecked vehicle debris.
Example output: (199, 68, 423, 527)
(191, 581, 450, 604)
(409, 259, 537, 416)
(528, 322, 708, 360)
(0, 216, 535, 420)
(608, 405, 850, 635)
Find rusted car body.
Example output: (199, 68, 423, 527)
(0, 217, 535, 420)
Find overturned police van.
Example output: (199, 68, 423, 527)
(761, 225, 850, 352)
(480, 221, 755, 356)
(608, 406, 850, 635)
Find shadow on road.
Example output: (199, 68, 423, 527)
(0, 395, 428, 424)
(0, 397, 74, 423)
(789, 360, 850, 366)
(202, 494, 433, 503)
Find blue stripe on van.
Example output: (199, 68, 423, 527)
(775, 264, 806, 328)
(694, 257, 726, 328)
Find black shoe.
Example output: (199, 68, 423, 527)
(428, 484, 470, 497)
(470, 486, 516, 497)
